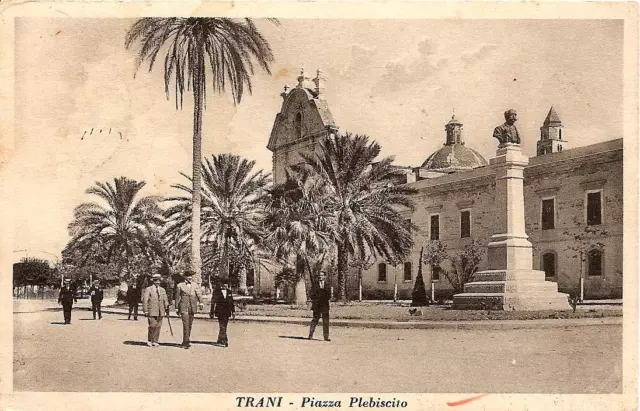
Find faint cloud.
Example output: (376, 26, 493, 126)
(339, 44, 377, 78)
(374, 37, 448, 94)
(461, 43, 500, 64)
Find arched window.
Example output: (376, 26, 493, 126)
(588, 249, 603, 276)
(377, 263, 387, 282)
(559, 128, 563, 140)
(541, 252, 556, 278)
(294, 112, 302, 139)
(403, 262, 412, 281)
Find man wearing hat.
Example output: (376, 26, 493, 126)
(308, 271, 331, 341)
(89, 280, 104, 320)
(210, 279, 235, 347)
(142, 273, 170, 347)
(174, 270, 203, 349)
(58, 279, 77, 324)
(127, 274, 141, 321)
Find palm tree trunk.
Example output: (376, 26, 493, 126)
(337, 243, 348, 301)
(292, 254, 307, 305)
(238, 264, 248, 295)
(191, 47, 204, 285)
(224, 237, 230, 279)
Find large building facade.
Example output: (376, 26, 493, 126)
(267, 73, 623, 300)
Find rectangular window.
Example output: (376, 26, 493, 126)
(588, 250, 603, 276)
(430, 215, 440, 240)
(542, 253, 556, 278)
(460, 210, 471, 238)
(403, 262, 412, 281)
(431, 265, 440, 281)
(586, 191, 602, 226)
(377, 263, 387, 282)
(541, 198, 555, 230)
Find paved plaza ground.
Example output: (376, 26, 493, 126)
(13, 301, 622, 393)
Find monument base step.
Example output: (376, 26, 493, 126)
(452, 292, 571, 311)
(452, 269, 572, 311)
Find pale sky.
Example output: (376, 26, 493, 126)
(11, 18, 623, 260)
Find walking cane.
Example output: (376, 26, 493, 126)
(166, 311, 174, 336)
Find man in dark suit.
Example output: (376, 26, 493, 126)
(127, 276, 141, 320)
(58, 279, 77, 324)
(89, 280, 104, 320)
(210, 279, 235, 347)
(308, 271, 331, 341)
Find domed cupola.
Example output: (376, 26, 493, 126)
(421, 114, 488, 172)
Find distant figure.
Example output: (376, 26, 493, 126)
(211, 280, 235, 347)
(89, 280, 104, 320)
(174, 271, 203, 349)
(58, 279, 77, 325)
(493, 109, 521, 146)
(308, 271, 331, 342)
(127, 277, 141, 321)
(142, 273, 169, 347)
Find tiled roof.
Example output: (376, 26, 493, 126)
(543, 106, 562, 126)
(421, 144, 488, 171)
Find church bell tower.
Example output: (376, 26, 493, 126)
(537, 106, 567, 156)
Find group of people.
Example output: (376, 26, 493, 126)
(140, 270, 236, 349)
(57, 270, 332, 346)
(57, 278, 104, 323)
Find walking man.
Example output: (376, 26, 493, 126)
(308, 271, 331, 341)
(58, 279, 77, 325)
(210, 279, 235, 347)
(89, 280, 104, 320)
(142, 273, 169, 347)
(127, 276, 141, 320)
(174, 271, 203, 349)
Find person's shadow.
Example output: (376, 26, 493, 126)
(191, 340, 225, 347)
(50, 322, 66, 325)
(278, 335, 315, 341)
(123, 340, 183, 348)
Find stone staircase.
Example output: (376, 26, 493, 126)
(452, 269, 571, 311)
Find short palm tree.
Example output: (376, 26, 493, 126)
(263, 169, 334, 304)
(64, 177, 164, 280)
(126, 18, 277, 284)
(297, 133, 417, 301)
(164, 154, 270, 294)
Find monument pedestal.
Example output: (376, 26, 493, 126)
(452, 144, 571, 311)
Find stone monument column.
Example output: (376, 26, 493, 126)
(486, 144, 533, 271)
(452, 110, 570, 311)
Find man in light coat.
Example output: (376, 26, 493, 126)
(142, 273, 169, 347)
(174, 271, 203, 349)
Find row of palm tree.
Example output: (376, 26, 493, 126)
(63, 18, 417, 301)
(63, 132, 417, 301)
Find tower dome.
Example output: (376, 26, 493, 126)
(421, 115, 488, 171)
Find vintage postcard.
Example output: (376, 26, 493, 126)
(1, 1, 638, 411)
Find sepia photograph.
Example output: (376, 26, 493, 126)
(1, 2, 638, 410)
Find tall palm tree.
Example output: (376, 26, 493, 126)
(297, 133, 417, 301)
(164, 154, 270, 294)
(125, 18, 277, 284)
(263, 170, 334, 304)
(64, 177, 165, 281)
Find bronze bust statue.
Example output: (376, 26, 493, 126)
(493, 109, 521, 146)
